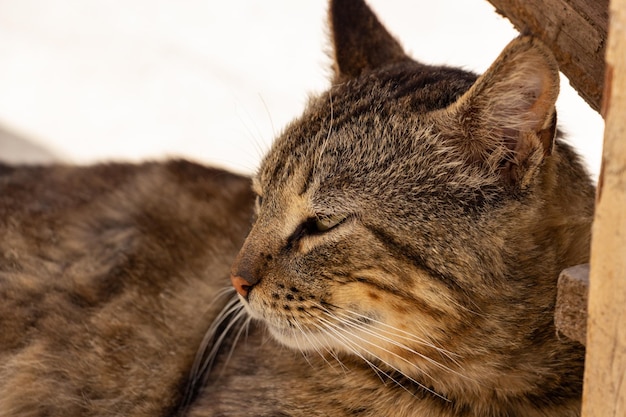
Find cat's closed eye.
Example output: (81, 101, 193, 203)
(311, 214, 347, 234)
(288, 214, 348, 246)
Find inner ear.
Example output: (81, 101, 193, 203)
(329, 0, 408, 81)
(445, 36, 560, 184)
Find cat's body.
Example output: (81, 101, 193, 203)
(0, 161, 254, 416)
(0, 0, 594, 416)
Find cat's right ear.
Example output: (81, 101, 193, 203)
(329, 0, 408, 81)
(442, 36, 560, 188)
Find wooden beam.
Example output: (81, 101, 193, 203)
(581, 0, 626, 413)
(555, 265, 589, 346)
(485, 0, 608, 113)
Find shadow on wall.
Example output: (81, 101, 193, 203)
(0, 125, 59, 164)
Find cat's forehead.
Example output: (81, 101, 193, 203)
(257, 62, 478, 195)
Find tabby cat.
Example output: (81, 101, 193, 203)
(0, 0, 594, 416)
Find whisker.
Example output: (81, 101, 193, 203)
(218, 308, 251, 377)
(327, 310, 467, 380)
(235, 97, 271, 160)
(297, 311, 350, 372)
(316, 314, 451, 403)
(340, 309, 469, 372)
(196, 299, 244, 377)
(338, 308, 451, 352)
(289, 318, 319, 369)
(331, 306, 462, 363)
(180, 289, 245, 411)
(186, 289, 238, 376)
(314, 316, 450, 401)
(315, 91, 334, 169)
(302, 313, 348, 372)
(441, 293, 487, 319)
(242, 315, 253, 346)
(333, 308, 463, 367)
(309, 318, 390, 386)
(258, 93, 277, 142)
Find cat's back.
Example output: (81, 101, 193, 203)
(0, 160, 254, 416)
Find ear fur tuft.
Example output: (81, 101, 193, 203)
(444, 36, 560, 186)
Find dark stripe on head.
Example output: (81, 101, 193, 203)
(366, 225, 462, 293)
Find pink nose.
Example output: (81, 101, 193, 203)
(230, 274, 253, 298)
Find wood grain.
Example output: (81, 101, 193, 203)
(485, 0, 608, 113)
(582, 0, 626, 414)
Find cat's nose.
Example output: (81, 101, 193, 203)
(231, 274, 253, 298)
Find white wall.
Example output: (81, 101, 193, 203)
(0, 0, 604, 178)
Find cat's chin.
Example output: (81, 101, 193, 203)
(265, 322, 342, 353)
(237, 298, 323, 350)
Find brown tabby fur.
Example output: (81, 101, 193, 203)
(0, 0, 594, 416)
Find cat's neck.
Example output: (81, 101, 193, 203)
(357, 348, 582, 416)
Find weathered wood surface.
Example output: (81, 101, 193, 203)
(581, 0, 626, 413)
(555, 265, 589, 346)
(486, 0, 608, 113)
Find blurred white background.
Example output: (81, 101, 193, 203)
(0, 0, 604, 178)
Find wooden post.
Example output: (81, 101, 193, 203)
(485, 0, 607, 113)
(582, 0, 626, 413)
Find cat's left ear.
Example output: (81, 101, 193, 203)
(443, 36, 559, 187)
(329, 0, 408, 81)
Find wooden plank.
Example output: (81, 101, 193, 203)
(581, 0, 626, 413)
(486, 0, 608, 113)
(567, 0, 609, 29)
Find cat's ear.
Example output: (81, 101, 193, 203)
(444, 36, 560, 187)
(329, 0, 408, 81)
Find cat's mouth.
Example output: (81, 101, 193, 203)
(237, 306, 332, 352)
(235, 294, 293, 330)
(234, 292, 343, 351)
(239, 295, 380, 355)
(265, 323, 340, 352)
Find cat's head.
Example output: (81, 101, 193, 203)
(231, 0, 586, 399)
